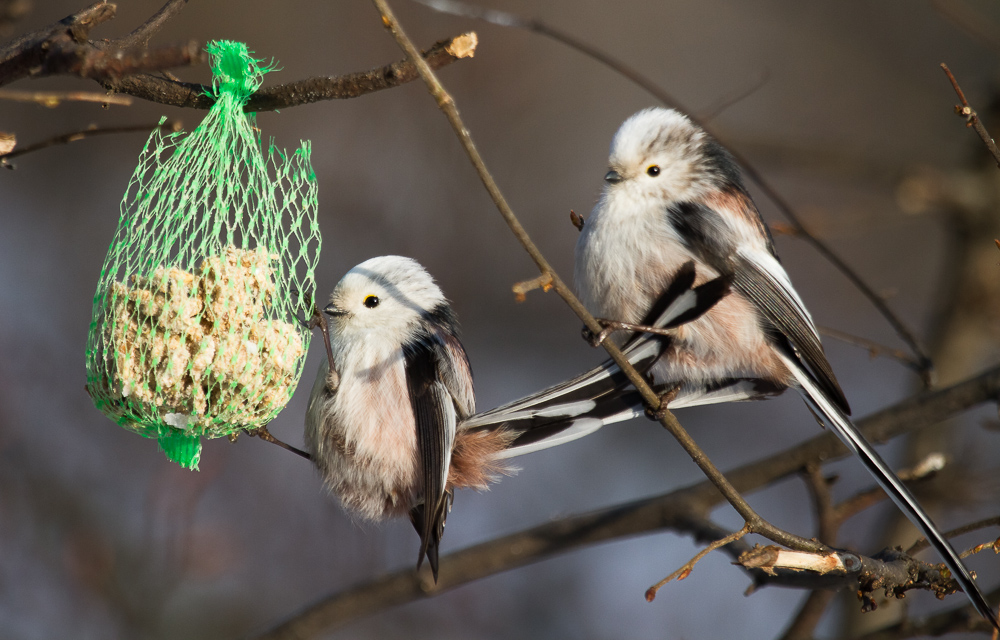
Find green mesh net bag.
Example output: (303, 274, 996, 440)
(85, 41, 321, 469)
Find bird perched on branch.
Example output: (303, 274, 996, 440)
(572, 106, 999, 628)
(306, 255, 729, 580)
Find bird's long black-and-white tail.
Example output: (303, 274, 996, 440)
(778, 350, 1000, 628)
(462, 263, 740, 457)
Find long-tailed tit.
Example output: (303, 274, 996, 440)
(574, 107, 998, 627)
(306, 255, 728, 579)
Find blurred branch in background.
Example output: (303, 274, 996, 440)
(412, 0, 936, 385)
(849, 60, 1000, 636)
(255, 363, 1000, 638)
(260, 296, 1000, 640)
(0, 119, 180, 167)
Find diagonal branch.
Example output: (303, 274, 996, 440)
(105, 0, 189, 51)
(370, 0, 823, 555)
(253, 364, 1000, 639)
(414, 0, 935, 383)
(941, 63, 1000, 169)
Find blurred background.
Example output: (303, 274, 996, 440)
(2, 0, 1000, 638)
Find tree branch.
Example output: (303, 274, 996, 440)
(0, 120, 180, 167)
(414, 0, 935, 383)
(97, 33, 479, 112)
(0, 2, 202, 86)
(105, 0, 189, 51)
(854, 589, 1000, 640)
(941, 63, 1000, 169)
(370, 0, 824, 555)
(0, 2, 477, 111)
(252, 362, 1000, 638)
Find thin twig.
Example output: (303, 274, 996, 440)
(0, 120, 180, 166)
(373, 0, 823, 555)
(941, 63, 1000, 168)
(245, 426, 311, 461)
(645, 524, 750, 601)
(699, 67, 771, 122)
(252, 364, 1000, 638)
(413, 0, 935, 382)
(106, 0, 189, 50)
(907, 515, 1000, 556)
(816, 324, 923, 372)
(832, 453, 946, 526)
(0, 88, 132, 106)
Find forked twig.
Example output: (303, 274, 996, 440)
(645, 524, 751, 602)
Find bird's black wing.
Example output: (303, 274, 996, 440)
(731, 248, 849, 413)
(403, 332, 460, 581)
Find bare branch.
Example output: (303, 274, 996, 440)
(0, 3, 203, 87)
(779, 589, 837, 640)
(372, 0, 823, 555)
(0, 3, 476, 112)
(0, 120, 180, 167)
(646, 524, 751, 601)
(414, 0, 935, 382)
(0, 88, 132, 106)
(907, 515, 1000, 556)
(817, 324, 924, 373)
(853, 589, 1000, 640)
(106, 0, 189, 51)
(95, 33, 477, 111)
(253, 364, 1000, 637)
(698, 68, 771, 122)
(941, 63, 1000, 169)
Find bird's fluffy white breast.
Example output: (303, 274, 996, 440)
(306, 332, 419, 520)
(576, 188, 699, 332)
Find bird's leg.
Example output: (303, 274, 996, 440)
(308, 302, 339, 390)
(644, 384, 682, 421)
(245, 424, 312, 460)
(584, 318, 677, 347)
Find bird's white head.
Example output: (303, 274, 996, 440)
(604, 107, 740, 205)
(325, 256, 447, 339)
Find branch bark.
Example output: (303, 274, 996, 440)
(414, 0, 935, 382)
(253, 364, 1000, 639)
(0, 2, 477, 111)
(370, 0, 825, 557)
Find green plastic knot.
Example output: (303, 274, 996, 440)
(207, 40, 271, 103)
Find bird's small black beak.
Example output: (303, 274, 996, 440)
(324, 303, 348, 317)
(604, 169, 623, 184)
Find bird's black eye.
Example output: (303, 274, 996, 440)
(363, 295, 380, 309)
(647, 165, 660, 177)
